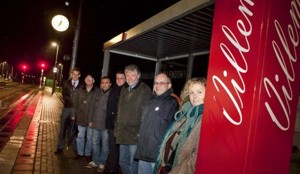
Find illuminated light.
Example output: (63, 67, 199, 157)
(51, 15, 69, 32)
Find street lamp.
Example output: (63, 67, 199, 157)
(58, 63, 63, 87)
(39, 63, 45, 88)
(21, 64, 27, 83)
(52, 42, 59, 94)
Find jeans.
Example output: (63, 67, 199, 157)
(108, 129, 119, 172)
(57, 107, 72, 150)
(92, 129, 109, 165)
(76, 125, 92, 156)
(119, 144, 138, 174)
(138, 160, 155, 174)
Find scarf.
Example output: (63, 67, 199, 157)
(154, 102, 204, 172)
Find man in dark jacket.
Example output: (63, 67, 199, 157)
(114, 65, 152, 174)
(86, 76, 112, 173)
(135, 73, 179, 174)
(106, 71, 126, 174)
(54, 67, 84, 154)
(72, 74, 98, 161)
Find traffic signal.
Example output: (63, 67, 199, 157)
(22, 65, 27, 71)
(38, 62, 47, 70)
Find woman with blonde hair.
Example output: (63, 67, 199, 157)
(154, 77, 206, 174)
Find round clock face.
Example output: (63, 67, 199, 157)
(51, 15, 69, 32)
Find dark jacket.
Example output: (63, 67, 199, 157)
(135, 89, 179, 162)
(106, 84, 123, 129)
(89, 88, 111, 130)
(72, 85, 98, 126)
(62, 79, 84, 108)
(114, 80, 152, 144)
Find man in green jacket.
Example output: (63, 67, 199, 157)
(114, 64, 152, 174)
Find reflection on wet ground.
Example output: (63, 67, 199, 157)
(0, 83, 38, 152)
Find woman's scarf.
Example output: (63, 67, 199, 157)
(154, 102, 204, 172)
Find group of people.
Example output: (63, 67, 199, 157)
(54, 64, 206, 174)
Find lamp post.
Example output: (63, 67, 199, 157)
(39, 63, 45, 88)
(52, 42, 59, 94)
(51, 14, 69, 92)
(58, 63, 63, 87)
(21, 65, 27, 83)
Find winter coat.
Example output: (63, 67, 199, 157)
(135, 89, 179, 162)
(72, 85, 98, 126)
(106, 84, 123, 129)
(62, 79, 84, 108)
(89, 89, 111, 130)
(114, 81, 152, 144)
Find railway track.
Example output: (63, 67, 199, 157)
(0, 82, 40, 152)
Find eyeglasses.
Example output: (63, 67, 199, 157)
(154, 82, 169, 86)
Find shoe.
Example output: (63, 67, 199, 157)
(97, 164, 105, 173)
(85, 155, 92, 162)
(54, 149, 63, 154)
(86, 161, 98, 168)
(73, 154, 84, 160)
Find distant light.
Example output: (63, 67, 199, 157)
(52, 42, 58, 47)
(53, 67, 58, 73)
(65, 1, 69, 6)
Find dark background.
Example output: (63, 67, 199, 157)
(0, 0, 179, 84)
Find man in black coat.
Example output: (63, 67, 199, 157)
(54, 67, 84, 154)
(135, 73, 179, 174)
(106, 71, 126, 174)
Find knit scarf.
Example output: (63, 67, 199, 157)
(154, 102, 204, 172)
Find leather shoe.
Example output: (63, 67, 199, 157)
(54, 149, 63, 155)
(73, 154, 84, 160)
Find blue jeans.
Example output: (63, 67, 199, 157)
(76, 125, 92, 156)
(119, 144, 138, 174)
(92, 129, 109, 165)
(57, 107, 73, 150)
(138, 160, 155, 174)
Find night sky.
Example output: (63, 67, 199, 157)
(0, 0, 178, 83)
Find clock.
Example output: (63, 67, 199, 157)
(51, 15, 69, 32)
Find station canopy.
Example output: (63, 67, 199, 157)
(103, 0, 215, 62)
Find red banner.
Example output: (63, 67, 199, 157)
(196, 0, 300, 173)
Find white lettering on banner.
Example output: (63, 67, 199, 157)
(264, 0, 300, 131)
(212, 0, 254, 125)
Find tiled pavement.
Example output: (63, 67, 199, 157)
(0, 87, 103, 174)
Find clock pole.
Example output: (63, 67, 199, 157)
(70, 0, 83, 78)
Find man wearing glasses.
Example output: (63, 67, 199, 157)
(54, 67, 84, 154)
(135, 73, 179, 174)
